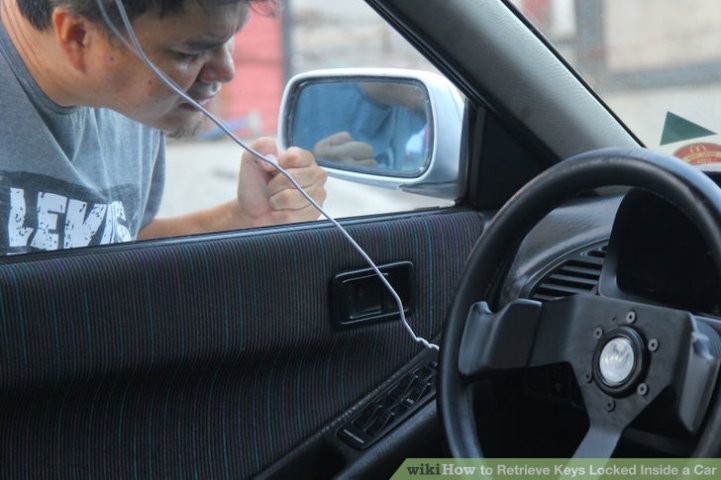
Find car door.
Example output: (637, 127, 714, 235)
(0, 0, 643, 478)
(0, 208, 486, 479)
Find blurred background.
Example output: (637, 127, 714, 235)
(163, 0, 721, 217)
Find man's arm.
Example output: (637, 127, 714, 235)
(138, 137, 327, 240)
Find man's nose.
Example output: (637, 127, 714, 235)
(198, 43, 235, 84)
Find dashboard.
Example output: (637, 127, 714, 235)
(601, 189, 721, 315)
(507, 188, 721, 318)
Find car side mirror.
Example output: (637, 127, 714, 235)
(278, 69, 465, 200)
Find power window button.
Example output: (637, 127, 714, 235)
(402, 380, 433, 408)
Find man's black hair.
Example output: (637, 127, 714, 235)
(17, 0, 276, 30)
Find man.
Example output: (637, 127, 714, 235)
(0, 0, 327, 255)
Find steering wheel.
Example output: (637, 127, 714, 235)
(439, 148, 721, 457)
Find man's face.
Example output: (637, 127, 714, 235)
(90, 1, 250, 136)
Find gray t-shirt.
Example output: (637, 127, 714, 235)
(0, 23, 165, 256)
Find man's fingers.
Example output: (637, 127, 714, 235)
(270, 202, 326, 225)
(312, 131, 375, 163)
(268, 183, 328, 211)
(315, 131, 352, 148)
(241, 136, 280, 174)
(315, 141, 374, 162)
(342, 157, 378, 168)
(286, 202, 326, 222)
(237, 141, 327, 226)
(242, 137, 278, 162)
(270, 146, 317, 171)
(267, 165, 327, 194)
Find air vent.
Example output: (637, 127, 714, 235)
(529, 243, 607, 302)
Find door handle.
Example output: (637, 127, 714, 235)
(330, 261, 414, 329)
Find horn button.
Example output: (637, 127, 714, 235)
(593, 327, 646, 396)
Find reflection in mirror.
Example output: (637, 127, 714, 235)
(289, 80, 431, 176)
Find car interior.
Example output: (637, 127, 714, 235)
(2, 0, 720, 478)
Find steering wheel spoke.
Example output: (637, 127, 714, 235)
(573, 424, 624, 458)
(458, 299, 542, 380)
(673, 320, 721, 433)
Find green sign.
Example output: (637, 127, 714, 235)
(660, 112, 715, 145)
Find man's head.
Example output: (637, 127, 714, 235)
(8, 0, 276, 136)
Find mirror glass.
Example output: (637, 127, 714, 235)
(288, 79, 432, 177)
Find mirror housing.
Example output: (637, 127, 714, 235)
(279, 68, 465, 200)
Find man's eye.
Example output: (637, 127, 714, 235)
(174, 51, 204, 61)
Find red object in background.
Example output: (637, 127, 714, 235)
(210, 11, 284, 138)
(523, 0, 551, 30)
(674, 143, 721, 166)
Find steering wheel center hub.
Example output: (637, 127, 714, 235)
(599, 337, 635, 386)
(592, 326, 646, 396)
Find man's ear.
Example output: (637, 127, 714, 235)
(51, 8, 95, 72)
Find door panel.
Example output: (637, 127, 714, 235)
(0, 209, 483, 478)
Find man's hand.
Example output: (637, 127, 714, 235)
(236, 137, 328, 227)
(138, 137, 327, 240)
(314, 131, 378, 168)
